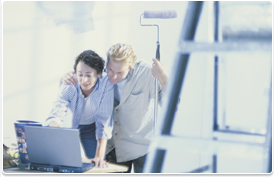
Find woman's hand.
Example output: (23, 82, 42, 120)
(62, 71, 77, 85)
(91, 157, 109, 168)
(91, 139, 108, 168)
(48, 120, 62, 128)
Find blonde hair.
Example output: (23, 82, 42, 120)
(107, 43, 137, 69)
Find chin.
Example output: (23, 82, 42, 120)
(110, 80, 117, 85)
(81, 86, 91, 90)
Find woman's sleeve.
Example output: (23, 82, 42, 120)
(44, 84, 76, 126)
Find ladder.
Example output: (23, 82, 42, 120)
(143, 1, 272, 173)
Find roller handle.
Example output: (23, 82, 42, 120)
(154, 41, 160, 136)
(156, 42, 160, 61)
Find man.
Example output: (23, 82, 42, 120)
(62, 43, 168, 172)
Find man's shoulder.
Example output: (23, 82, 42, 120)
(136, 59, 152, 69)
(133, 60, 152, 76)
(130, 59, 154, 81)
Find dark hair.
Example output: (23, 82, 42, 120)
(74, 50, 105, 75)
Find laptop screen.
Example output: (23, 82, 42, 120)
(25, 126, 83, 168)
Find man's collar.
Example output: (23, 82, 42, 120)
(127, 61, 140, 80)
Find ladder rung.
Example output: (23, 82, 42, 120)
(179, 41, 272, 53)
(150, 135, 267, 158)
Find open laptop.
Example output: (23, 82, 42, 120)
(25, 126, 94, 173)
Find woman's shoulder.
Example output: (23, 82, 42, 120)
(59, 83, 79, 96)
(60, 82, 78, 90)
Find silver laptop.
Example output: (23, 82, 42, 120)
(25, 126, 94, 173)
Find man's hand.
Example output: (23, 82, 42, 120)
(151, 58, 168, 90)
(48, 120, 62, 128)
(62, 71, 77, 85)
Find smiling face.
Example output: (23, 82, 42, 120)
(76, 61, 101, 96)
(106, 58, 131, 85)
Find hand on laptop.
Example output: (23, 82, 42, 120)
(91, 157, 108, 168)
(49, 121, 63, 128)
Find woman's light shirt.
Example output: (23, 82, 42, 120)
(79, 94, 95, 125)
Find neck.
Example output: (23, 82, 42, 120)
(81, 85, 95, 98)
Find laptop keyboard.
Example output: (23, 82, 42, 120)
(82, 162, 95, 172)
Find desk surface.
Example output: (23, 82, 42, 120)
(3, 162, 128, 173)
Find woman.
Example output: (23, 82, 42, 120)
(44, 50, 114, 168)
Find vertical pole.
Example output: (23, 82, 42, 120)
(212, 154, 217, 173)
(154, 40, 160, 136)
(151, 149, 166, 173)
(213, 56, 219, 131)
(213, 1, 220, 172)
(214, 1, 219, 42)
(266, 80, 272, 173)
(213, 1, 220, 131)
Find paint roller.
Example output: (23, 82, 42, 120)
(140, 10, 177, 59)
(140, 10, 177, 135)
(143, 10, 177, 19)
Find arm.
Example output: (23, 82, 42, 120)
(61, 71, 78, 85)
(94, 81, 114, 140)
(151, 58, 168, 90)
(91, 81, 114, 167)
(44, 84, 75, 127)
(91, 139, 108, 168)
(151, 58, 181, 110)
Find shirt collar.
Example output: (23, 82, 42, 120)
(127, 61, 139, 81)
(117, 76, 128, 87)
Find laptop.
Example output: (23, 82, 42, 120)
(25, 126, 94, 173)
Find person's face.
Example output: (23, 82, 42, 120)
(76, 61, 100, 92)
(107, 59, 131, 85)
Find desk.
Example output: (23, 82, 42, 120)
(83, 159, 129, 173)
(3, 161, 128, 173)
